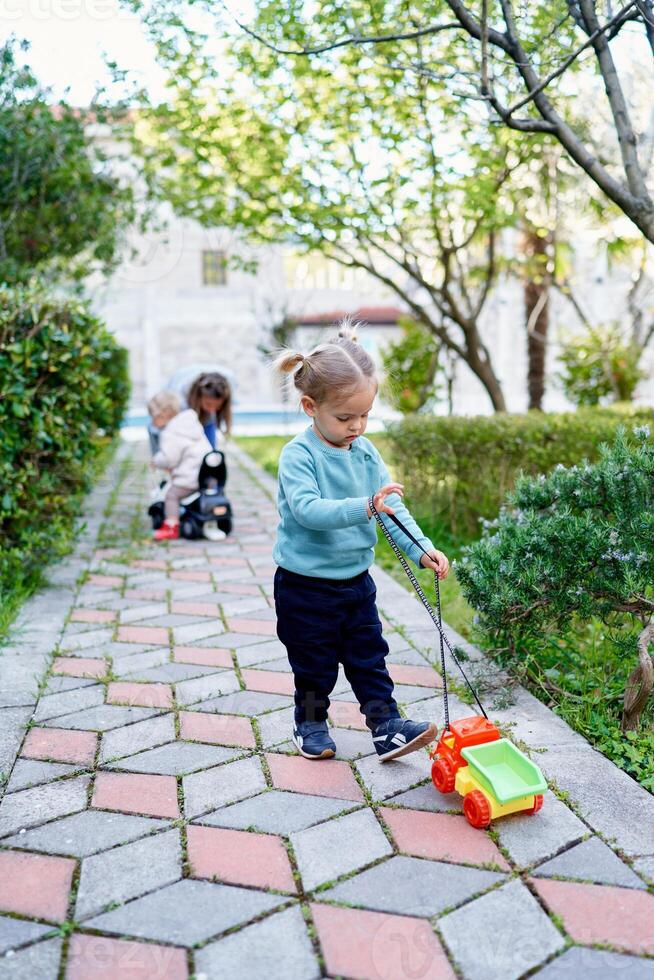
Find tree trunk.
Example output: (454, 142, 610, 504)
(621, 622, 654, 732)
(523, 227, 551, 411)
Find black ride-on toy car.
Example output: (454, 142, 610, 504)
(149, 450, 233, 540)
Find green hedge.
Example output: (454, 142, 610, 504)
(0, 284, 130, 616)
(384, 407, 654, 539)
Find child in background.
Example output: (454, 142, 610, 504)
(273, 323, 449, 762)
(187, 373, 233, 449)
(148, 391, 212, 541)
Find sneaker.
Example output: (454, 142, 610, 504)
(372, 718, 437, 763)
(292, 720, 336, 760)
(154, 520, 179, 541)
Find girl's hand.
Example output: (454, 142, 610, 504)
(368, 483, 404, 517)
(420, 549, 450, 580)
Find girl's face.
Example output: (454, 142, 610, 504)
(200, 394, 225, 415)
(302, 380, 377, 448)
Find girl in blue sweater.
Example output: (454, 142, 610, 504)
(273, 323, 449, 762)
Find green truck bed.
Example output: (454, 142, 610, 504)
(461, 738, 547, 804)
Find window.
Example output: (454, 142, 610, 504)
(202, 250, 227, 286)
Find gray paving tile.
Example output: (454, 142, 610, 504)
(86, 879, 286, 944)
(533, 946, 654, 978)
(533, 836, 646, 888)
(291, 808, 392, 890)
(393, 683, 438, 704)
(0, 937, 62, 979)
(388, 782, 461, 813)
(195, 906, 319, 980)
(200, 790, 360, 834)
(634, 856, 654, 882)
(329, 728, 376, 760)
(172, 622, 226, 644)
(107, 741, 241, 775)
(4, 809, 168, 856)
(235, 639, 287, 666)
(99, 642, 160, 660)
(256, 706, 295, 748)
(184, 756, 267, 818)
(119, 603, 169, 623)
(175, 670, 241, 707)
(5, 759, 85, 793)
(439, 878, 565, 980)
(208, 631, 270, 650)
(43, 676, 98, 695)
(121, 662, 218, 683)
(45, 705, 162, 732)
(33, 685, 105, 723)
(386, 647, 429, 666)
(195, 690, 292, 716)
(355, 752, 431, 801)
(0, 915, 53, 954)
(76, 828, 182, 919)
(60, 628, 114, 651)
(325, 855, 504, 916)
(0, 707, 31, 777)
(140, 614, 208, 627)
(99, 713, 176, 763)
(0, 774, 90, 837)
(112, 648, 171, 677)
(495, 795, 587, 868)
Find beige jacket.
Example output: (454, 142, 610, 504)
(152, 409, 212, 488)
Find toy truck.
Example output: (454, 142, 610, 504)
(430, 716, 547, 829)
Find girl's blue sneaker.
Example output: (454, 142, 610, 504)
(292, 720, 337, 760)
(372, 718, 437, 762)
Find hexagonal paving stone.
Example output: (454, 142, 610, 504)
(0, 774, 90, 837)
(187, 825, 296, 892)
(241, 669, 295, 696)
(34, 685, 105, 723)
(355, 752, 431, 801)
(52, 657, 107, 679)
(533, 946, 654, 978)
(328, 701, 368, 731)
(107, 741, 241, 776)
(380, 808, 510, 871)
(67, 934, 188, 980)
(0, 850, 75, 921)
(99, 714, 176, 763)
(3, 809, 169, 857)
(533, 836, 646, 889)
(75, 828, 182, 919)
(311, 903, 455, 980)
(22, 727, 97, 766)
(0, 915, 53, 955)
(175, 671, 241, 707)
(439, 878, 564, 980)
(389, 782, 461, 813)
(199, 789, 360, 835)
(5, 759, 85, 793)
(92, 772, 179, 819)
(494, 796, 587, 868)
(291, 808, 392, 891)
(195, 690, 293, 716)
(0, 937, 62, 980)
(195, 906, 319, 980)
(183, 756, 267, 819)
(174, 646, 233, 668)
(179, 711, 255, 748)
(45, 705, 163, 732)
(266, 752, 363, 803)
(107, 682, 173, 709)
(85, 879, 286, 945)
(531, 877, 654, 955)
(325, 854, 504, 917)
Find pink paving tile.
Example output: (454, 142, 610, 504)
(124, 588, 167, 601)
(92, 772, 179, 818)
(174, 646, 233, 668)
(531, 878, 654, 955)
(22, 727, 97, 766)
(311, 903, 455, 980)
(70, 608, 116, 624)
(67, 934, 188, 980)
(117, 625, 169, 645)
(241, 669, 295, 696)
(93, 548, 119, 560)
(53, 657, 107, 679)
(170, 570, 212, 583)
(227, 618, 277, 636)
(171, 601, 221, 617)
(328, 700, 368, 731)
(179, 711, 255, 748)
(130, 558, 168, 570)
(215, 582, 261, 596)
(388, 663, 443, 688)
(209, 556, 250, 568)
(187, 825, 296, 892)
(380, 808, 510, 871)
(0, 851, 75, 922)
(169, 544, 201, 556)
(266, 752, 364, 802)
(88, 573, 122, 588)
(107, 681, 173, 708)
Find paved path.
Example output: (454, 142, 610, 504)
(1, 440, 653, 980)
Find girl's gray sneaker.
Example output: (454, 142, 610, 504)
(292, 720, 337, 760)
(373, 718, 437, 762)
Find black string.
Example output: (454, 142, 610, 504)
(369, 497, 488, 724)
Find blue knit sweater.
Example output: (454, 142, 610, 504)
(273, 426, 434, 580)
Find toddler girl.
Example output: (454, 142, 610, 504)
(273, 324, 449, 762)
(187, 372, 232, 449)
(148, 391, 212, 540)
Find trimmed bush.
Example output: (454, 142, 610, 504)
(384, 406, 654, 538)
(0, 284, 129, 613)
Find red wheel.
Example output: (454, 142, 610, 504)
(463, 790, 491, 829)
(432, 758, 456, 794)
(525, 794, 544, 815)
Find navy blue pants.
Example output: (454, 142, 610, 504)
(274, 567, 400, 730)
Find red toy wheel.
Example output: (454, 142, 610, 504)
(432, 758, 456, 794)
(463, 790, 491, 829)
(525, 794, 544, 815)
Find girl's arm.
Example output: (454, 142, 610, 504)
(280, 447, 369, 530)
(375, 456, 436, 569)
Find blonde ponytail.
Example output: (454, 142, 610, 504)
(273, 350, 305, 375)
